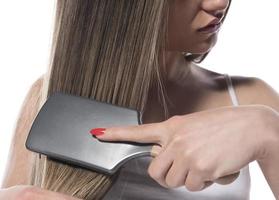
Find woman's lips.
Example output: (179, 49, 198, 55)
(197, 19, 222, 34)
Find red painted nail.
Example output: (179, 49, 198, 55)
(90, 128, 106, 136)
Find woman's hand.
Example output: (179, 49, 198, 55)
(95, 105, 279, 191)
(0, 185, 82, 200)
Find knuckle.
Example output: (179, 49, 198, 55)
(182, 149, 193, 161)
(170, 135, 183, 146)
(193, 159, 214, 176)
(147, 165, 161, 180)
(166, 115, 182, 129)
(165, 177, 179, 188)
(184, 184, 196, 192)
(112, 128, 125, 138)
(184, 181, 198, 192)
(184, 182, 201, 192)
(153, 124, 167, 144)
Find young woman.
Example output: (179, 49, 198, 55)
(1, 0, 278, 199)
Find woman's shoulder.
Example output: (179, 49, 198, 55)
(33, 74, 44, 90)
(22, 74, 45, 107)
(195, 65, 278, 111)
(230, 75, 279, 111)
(1, 73, 45, 187)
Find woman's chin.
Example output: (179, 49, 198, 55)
(190, 46, 213, 55)
(189, 35, 218, 54)
(167, 35, 218, 55)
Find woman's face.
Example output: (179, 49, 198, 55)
(167, 0, 230, 54)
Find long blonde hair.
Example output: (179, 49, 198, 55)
(30, 0, 170, 199)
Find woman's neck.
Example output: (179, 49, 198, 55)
(160, 51, 195, 88)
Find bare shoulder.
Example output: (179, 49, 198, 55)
(20, 73, 45, 123)
(16, 74, 45, 123)
(33, 74, 44, 90)
(231, 75, 279, 111)
(27, 74, 44, 100)
(12, 73, 45, 148)
(1, 73, 45, 188)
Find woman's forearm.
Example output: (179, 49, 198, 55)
(258, 144, 279, 199)
(257, 109, 279, 199)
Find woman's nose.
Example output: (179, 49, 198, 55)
(201, 0, 230, 18)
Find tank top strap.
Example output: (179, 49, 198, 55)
(224, 74, 239, 107)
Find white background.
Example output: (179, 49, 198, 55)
(0, 1, 278, 199)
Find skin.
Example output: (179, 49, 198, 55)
(1, 76, 43, 187)
(0, 185, 82, 200)
(1, 0, 279, 199)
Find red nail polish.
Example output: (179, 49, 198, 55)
(90, 128, 106, 136)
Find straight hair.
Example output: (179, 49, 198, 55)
(30, 0, 170, 199)
(29, 0, 231, 199)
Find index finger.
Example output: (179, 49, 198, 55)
(96, 122, 167, 145)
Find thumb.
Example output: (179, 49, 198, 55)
(150, 145, 163, 157)
(92, 122, 166, 144)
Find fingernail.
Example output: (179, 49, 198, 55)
(90, 128, 106, 136)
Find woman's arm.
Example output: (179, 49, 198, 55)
(234, 77, 279, 199)
(258, 121, 279, 200)
(94, 76, 279, 197)
(1, 75, 44, 188)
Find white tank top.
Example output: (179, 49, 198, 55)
(103, 74, 251, 200)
